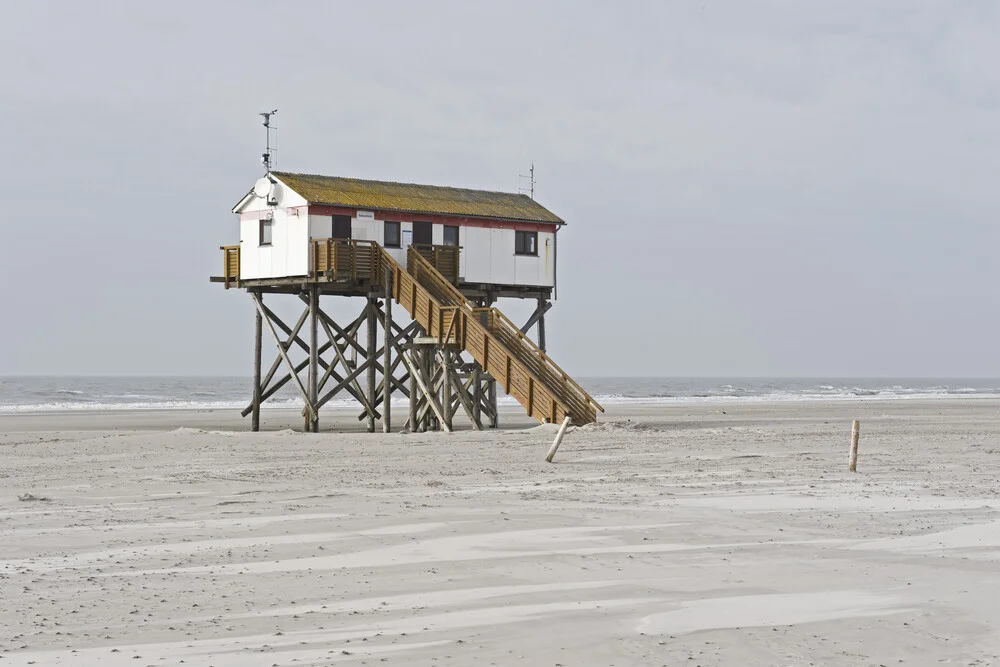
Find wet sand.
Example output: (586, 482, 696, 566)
(2, 400, 999, 665)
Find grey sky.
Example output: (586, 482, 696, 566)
(2, 1, 999, 377)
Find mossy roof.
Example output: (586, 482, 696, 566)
(271, 171, 564, 224)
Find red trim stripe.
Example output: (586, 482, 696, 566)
(306, 205, 557, 233)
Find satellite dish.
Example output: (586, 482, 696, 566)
(253, 177, 271, 199)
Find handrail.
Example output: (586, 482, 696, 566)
(407, 246, 468, 307)
(483, 307, 604, 413)
(484, 316, 596, 421)
(388, 248, 582, 423)
(405, 246, 602, 421)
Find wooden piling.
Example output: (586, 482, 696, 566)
(308, 286, 319, 433)
(366, 296, 377, 433)
(546, 416, 572, 463)
(251, 292, 262, 432)
(472, 363, 482, 426)
(849, 419, 860, 472)
(537, 296, 547, 352)
(383, 273, 393, 433)
(488, 376, 498, 428)
(442, 349, 453, 431)
(408, 343, 418, 432)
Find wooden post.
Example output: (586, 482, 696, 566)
(251, 291, 262, 432)
(366, 296, 377, 433)
(537, 296, 547, 353)
(383, 272, 393, 433)
(308, 286, 319, 433)
(849, 419, 860, 472)
(546, 416, 572, 463)
(442, 349, 453, 431)
(409, 343, 418, 432)
(485, 295, 499, 428)
(472, 363, 482, 426)
(488, 371, 498, 428)
(424, 345, 436, 431)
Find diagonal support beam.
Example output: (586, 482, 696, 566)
(317, 307, 378, 422)
(251, 292, 316, 421)
(520, 300, 552, 334)
(314, 353, 381, 412)
(398, 348, 451, 432)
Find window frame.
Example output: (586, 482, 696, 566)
(514, 230, 538, 256)
(259, 217, 273, 246)
(443, 225, 459, 246)
(383, 221, 401, 248)
(412, 221, 433, 245)
(331, 214, 352, 240)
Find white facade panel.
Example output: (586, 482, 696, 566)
(285, 210, 308, 276)
(352, 217, 378, 242)
(237, 183, 309, 280)
(461, 226, 492, 283)
(489, 228, 516, 285)
(511, 230, 555, 287)
(308, 214, 329, 239)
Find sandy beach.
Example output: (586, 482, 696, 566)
(2, 399, 1000, 666)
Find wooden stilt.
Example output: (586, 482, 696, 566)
(367, 296, 377, 433)
(472, 362, 482, 427)
(537, 296, 547, 353)
(442, 348, 453, 431)
(308, 286, 319, 432)
(478, 297, 499, 429)
(488, 378, 498, 428)
(408, 328, 419, 432)
(383, 273, 393, 433)
(251, 291, 262, 432)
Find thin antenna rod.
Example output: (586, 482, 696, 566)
(518, 161, 535, 199)
(259, 109, 278, 173)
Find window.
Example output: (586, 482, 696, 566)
(259, 217, 273, 246)
(515, 230, 537, 256)
(332, 215, 352, 239)
(443, 225, 459, 246)
(384, 221, 401, 248)
(412, 221, 433, 245)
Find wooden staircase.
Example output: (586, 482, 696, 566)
(379, 246, 603, 426)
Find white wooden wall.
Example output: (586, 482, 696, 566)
(237, 181, 308, 280)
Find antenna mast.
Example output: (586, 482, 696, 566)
(518, 162, 535, 199)
(259, 109, 278, 173)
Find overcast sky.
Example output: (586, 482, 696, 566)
(2, 1, 999, 377)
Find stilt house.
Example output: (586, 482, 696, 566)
(215, 170, 602, 433)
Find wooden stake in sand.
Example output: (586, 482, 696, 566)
(546, 416, 572, 463)
(848, 419, 860, 472)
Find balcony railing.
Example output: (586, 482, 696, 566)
(218, 239, 461, 289)
(311, 238, 381, 282)
(221, 245, 240, 289)
(410, 244, 460, 284)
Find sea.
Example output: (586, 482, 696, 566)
(1, 376, 999, 414)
